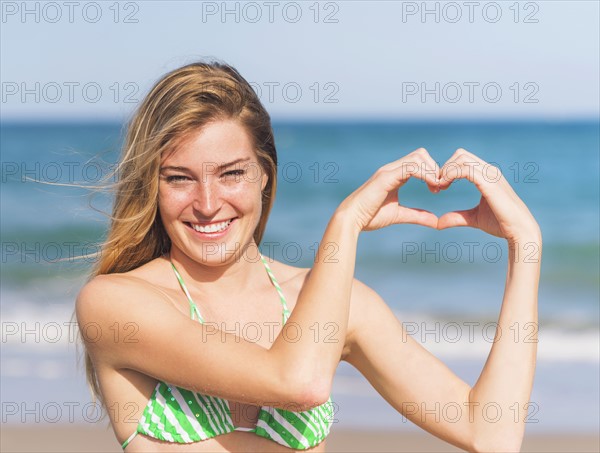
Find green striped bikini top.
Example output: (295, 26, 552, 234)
(121, 254, 335, 450)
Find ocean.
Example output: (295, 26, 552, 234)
(1, 120, 598, 432)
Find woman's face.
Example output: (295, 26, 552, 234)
(158, 119, 268, 266)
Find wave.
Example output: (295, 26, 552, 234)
(1, 291, 597, 363)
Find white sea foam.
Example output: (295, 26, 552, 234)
(390, 309, 600, 363)
(2, 291, 598, 367)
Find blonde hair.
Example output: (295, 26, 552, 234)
(83, 60, 278, 402)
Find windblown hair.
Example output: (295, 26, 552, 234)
(83, 60, 278, 403)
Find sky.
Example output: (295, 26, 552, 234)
(1, 0, 599, 121)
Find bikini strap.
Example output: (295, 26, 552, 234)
(169, 254, 291, 325)
(259, 254, 291, 325)
(121, 430, 138, 450)
(170, 260, 205, 323)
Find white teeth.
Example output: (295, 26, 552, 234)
(191, 219, 232, 233)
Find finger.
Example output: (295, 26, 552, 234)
(438, 149, 494, 191)
(385, 148, 441, 191)
(396, 206, 439, 229)
(439, 148, 476, 188)
(382, 148, 433, 172)
(410, 148, 441, 190)
(437, 208, 477, 230)
(417, 158, 442, 193)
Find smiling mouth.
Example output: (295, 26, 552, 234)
(185, 218, 236, 234)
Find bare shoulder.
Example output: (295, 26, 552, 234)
(344, 277, 397, 361)
(77, 256, 171, 306)
(347, 277, 387, 318)
(75, 259, 180, 353)
(77, 261, 161, 309)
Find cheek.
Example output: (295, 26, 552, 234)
(229, 181, 263, 208)
(158, 187, 191, 217)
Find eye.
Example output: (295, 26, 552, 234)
(164, 175, 191, 183)
(222, 169, 245, 179)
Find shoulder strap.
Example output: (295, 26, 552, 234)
(170, 261, 204, 323)
(259, 254, 291, 325)
(169, 255, 291, 326)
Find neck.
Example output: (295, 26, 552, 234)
(167, 242, 268, 297)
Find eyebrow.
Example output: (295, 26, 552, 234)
(160, 157, 251, 173)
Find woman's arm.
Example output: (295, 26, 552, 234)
(77, 148, 440, 411)
(465, 233, 540, 452)
(344, 148, 541, 452)
(272, 148, 440, 400)
(437, 149, 542, 452)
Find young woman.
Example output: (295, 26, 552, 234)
(76, 61, 542, 452)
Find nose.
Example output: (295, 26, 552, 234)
(191, 180, 222, 218)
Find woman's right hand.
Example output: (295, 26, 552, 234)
(337, 148, 440, 233)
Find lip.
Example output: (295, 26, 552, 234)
(184, 218, 237, 240)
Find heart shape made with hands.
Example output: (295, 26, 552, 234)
(393, 155, 505, 238)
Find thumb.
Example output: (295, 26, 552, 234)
(397, 206, 439, 229)
(437, 208, 478, 230)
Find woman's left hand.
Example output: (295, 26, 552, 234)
(436, 149, 541, 244)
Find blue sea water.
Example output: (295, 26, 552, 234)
(2, 121, 598, 318)
(1, 120, 598, 432)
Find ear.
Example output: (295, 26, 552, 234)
(261, 171, 268, 192)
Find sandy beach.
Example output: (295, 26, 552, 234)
(1, 426, 598, 452)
